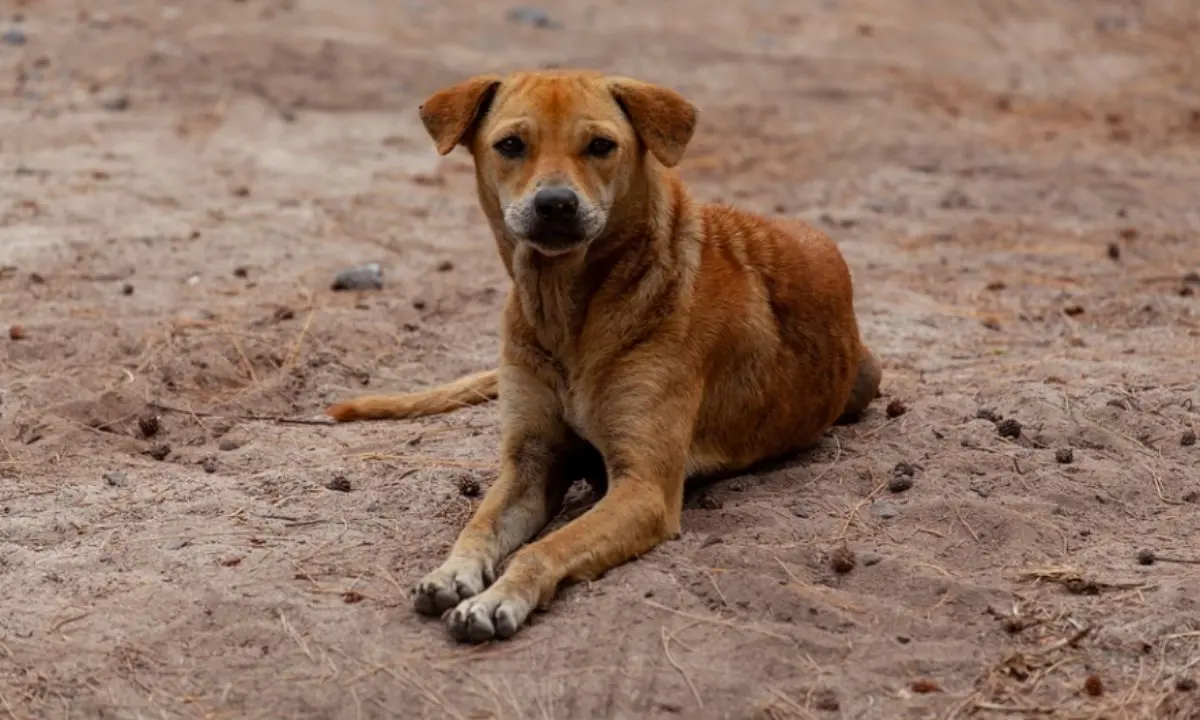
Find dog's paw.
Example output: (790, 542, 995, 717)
(412, 557, 492, 616)
(446, 588, 533, 643)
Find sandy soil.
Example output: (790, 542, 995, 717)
(2, 1, 1199, 718)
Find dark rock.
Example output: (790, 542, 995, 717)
(331, 263, 383, 291)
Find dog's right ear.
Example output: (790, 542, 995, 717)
(418, 75, 502, 156)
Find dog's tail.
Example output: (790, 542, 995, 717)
(325, 369, 499, 422)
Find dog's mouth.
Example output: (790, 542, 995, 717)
(523, 224, 589, 256)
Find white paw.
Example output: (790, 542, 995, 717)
(412, 557, 492, 616)
(446, 588, 533, 643)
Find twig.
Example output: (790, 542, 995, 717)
(223, 322, 258, 383)
(954, 504, 981, 543)
(278, 611, 315, 662)
(971, 701, 1057, 714)
(641, 600, 792, 641)
(49, 611, 92, 634)
(356, 453, 496, 469)
(148, 402, 334, 426)
(284, 307, 317, 368)
(661, 627, 703, 708)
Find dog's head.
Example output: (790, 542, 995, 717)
(418, 71, 697, 256)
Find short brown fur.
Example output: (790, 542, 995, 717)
(326, 70, 882, 643)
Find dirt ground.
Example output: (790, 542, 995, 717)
(2, 0, 1199, 718)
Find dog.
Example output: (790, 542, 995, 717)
(326, 70, 882, 643)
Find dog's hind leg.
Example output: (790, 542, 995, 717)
(835, 347, 882, 425)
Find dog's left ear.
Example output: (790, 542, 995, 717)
(608, 77, 697, 168)
(419, 74, 503, 156)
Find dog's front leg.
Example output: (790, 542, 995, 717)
(413, 366, 575, 617)
(445, 386, 697, 643)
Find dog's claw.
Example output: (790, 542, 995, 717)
(412, 558, 490, 616)
(447, 591, 530, 643)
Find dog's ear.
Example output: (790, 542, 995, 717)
(608, 77, 697, 168)
(419, 75, 502, 156)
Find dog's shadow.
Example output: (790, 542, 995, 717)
(546, 437, 834, 530)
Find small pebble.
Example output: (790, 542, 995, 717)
(700, 534, 723, 548)
(435, 260, 454, 272)
(1084, 674, 1104, 697)
(830, 545, 856, 574)
(218, 438, 241, 452)
(147, 444, 171, 461)
(1136, 549, 1156, 566)
(1183, 430, 1197, 447)
(103, 471, 127, 487)
(326, 476, 352, 492)
(2, 28, 26, 46)
(886, 399, 907, 419)
(331, 263, 383, 292)
(861, 552, 882, 566)
(1055, 447, 1074, 464)
(164, 538, 190, 550)
(9, 324, 26, 340)
(201, 457, 218, 474)
(138, 415, 160, 438)
(997, 418, 1022, 439)
(1107, 242, 1121, 261)
(121, 283, 134, 295)
(233, 266, 249, 278)
(871, 500, 899, 519)
(98, 90, 130, 112)
(506, 5, 559, 28)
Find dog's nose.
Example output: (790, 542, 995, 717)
(533, 188, 579, 222)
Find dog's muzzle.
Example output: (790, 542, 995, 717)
(527, 187, 586, 250)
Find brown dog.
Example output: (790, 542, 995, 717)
(327, 70, 881, 643)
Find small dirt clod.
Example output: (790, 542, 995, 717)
(997, 418, 1022, 439)
(1084, 674, 1104, 697)
(812, 690, 839, 712)
(830, 545, 856, 574)
(1055, 447, 1074, 464)
(1182, 430, 1197, 447)
(910, 679, 942, 694)
(886, 399, 907, 418)
(147, 444, 171, 461)
(103, 471, 127, 487)
(9, 324, 27, 340)
(1136, 548, 1156, 566)
(325, 476, 352, 492)
(137, 415, 160, 438)
(454, 474, 481, 498)
(889, 462, 915, 493)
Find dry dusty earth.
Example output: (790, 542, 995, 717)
(2, 1, 1200, 718)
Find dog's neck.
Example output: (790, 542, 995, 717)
(482, 166, 689, 362)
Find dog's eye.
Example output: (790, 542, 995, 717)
(586, 137, 617, 158)
(494, 136, 526, 159)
